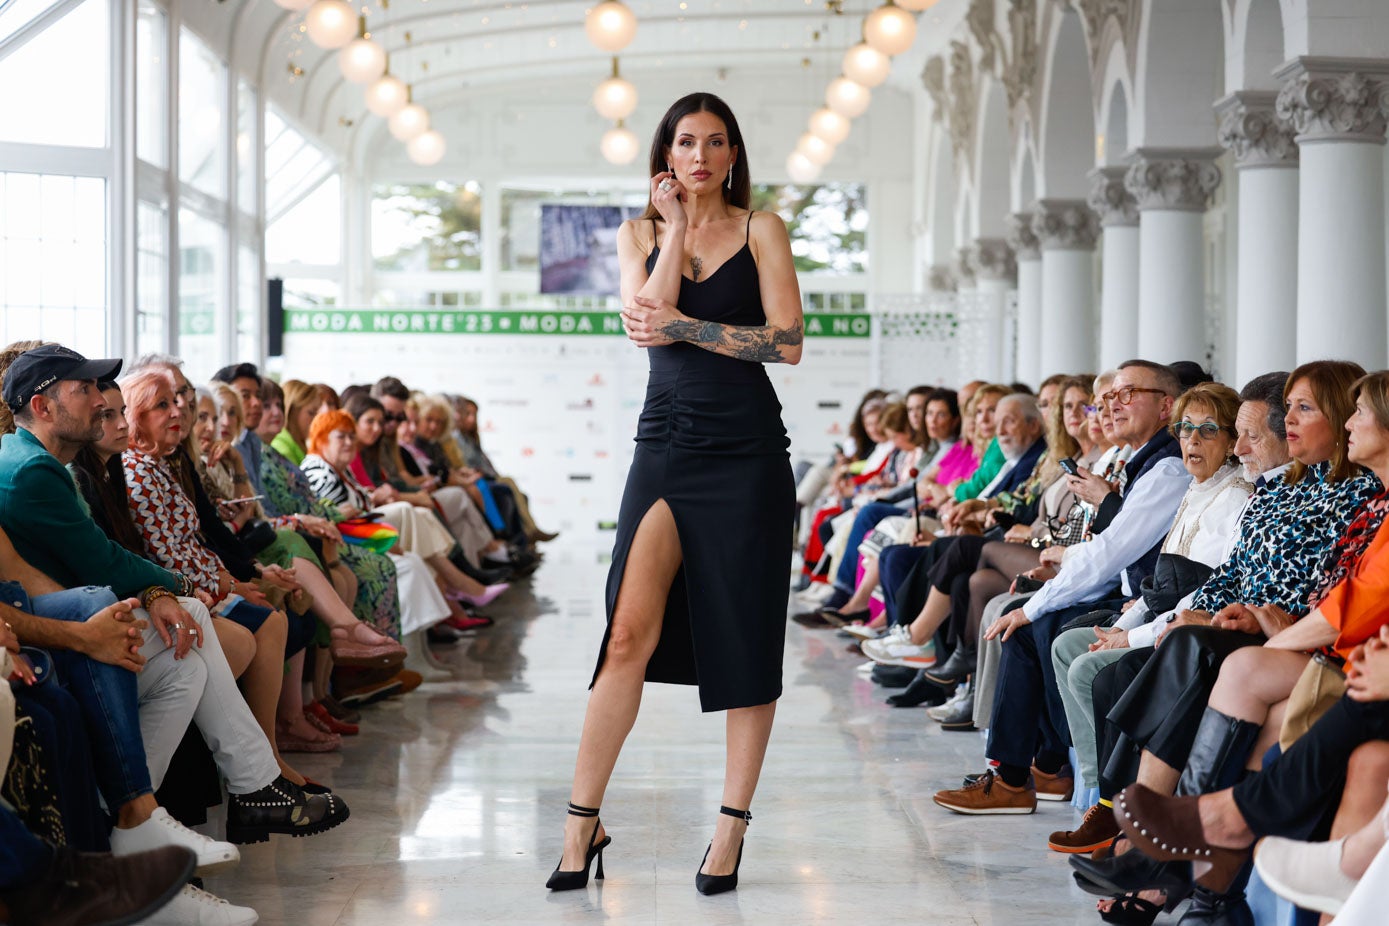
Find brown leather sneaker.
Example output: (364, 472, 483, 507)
(2, 845, 195, 926)
(933, 769, 1037, 815)
(1048, 802, 1120, 853)
(1032, 764, 1075, 802)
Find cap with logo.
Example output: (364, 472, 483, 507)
(3, 345, 123, 413)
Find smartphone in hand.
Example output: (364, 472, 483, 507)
(1058, 457, 1080, 477)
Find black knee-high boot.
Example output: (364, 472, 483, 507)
(1173, 708, 1261, 926)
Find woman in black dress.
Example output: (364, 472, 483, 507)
(548, 93, 803, 896)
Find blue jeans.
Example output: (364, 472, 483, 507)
(0, 803, 51, 890)
(0, 582, 154, 810)
(833, 502, 907, 593)
(878, 543, 931, 627)
(15, 675, 110, 851)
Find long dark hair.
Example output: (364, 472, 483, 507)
(72, 445, 145, 554)
(345, 393, 387, 481)
(641, 92, 750, 220)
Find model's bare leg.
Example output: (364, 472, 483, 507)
(561, 500, 682, 871)
(702, 701, 777, 877)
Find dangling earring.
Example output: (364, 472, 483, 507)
(727, 169, 733, 191)
(667, 163, 673, 174)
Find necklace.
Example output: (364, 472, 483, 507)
(690, 256, 704, 282)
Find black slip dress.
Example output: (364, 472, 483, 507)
(589, 211, 795, 712)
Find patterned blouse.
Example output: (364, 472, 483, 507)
(123, 448, 225, 597)
(260, 443, 342, 524)
(1190, 462, 1384, 616)
(300, 454, 372, 511)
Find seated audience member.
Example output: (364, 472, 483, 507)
(212, 363, 269, 496)
(1046, 382, 1252, 854)
(449, 394, 559, 543)
(0, 345, 347, 922)
(302, 409, 507, 609)
(859, 391, 1050, 668)
(270, 378, 317, 466)
(933, 360, 1191, 815)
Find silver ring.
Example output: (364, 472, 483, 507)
(173, 623, 184, 631)
(658, 180, 672, 192)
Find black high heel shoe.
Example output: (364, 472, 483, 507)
(546, 802, 611, 891)
(696, 806, 751, 896)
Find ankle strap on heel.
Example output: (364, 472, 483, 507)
(719, 806, 752, 824)
(567, 802, 600, 818)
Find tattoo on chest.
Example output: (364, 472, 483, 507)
(689, 255, 703, 282)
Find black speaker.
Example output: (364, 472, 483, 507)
(267, 277, 284, 357)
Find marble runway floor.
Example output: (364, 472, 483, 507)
(201, 539, 1154, 925)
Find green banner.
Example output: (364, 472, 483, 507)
(282, 308, 871, 338)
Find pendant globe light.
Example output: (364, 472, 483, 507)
(593, 57, 638, 121)
(407, 129, 446, 166)
(842, 42, 890, 88)
(365, 63, 409, 118)
(338, 16, 387, 84)
(304, 0, 357, 50)
(797, 132, 834, 167)
(786, 151, 821, 184)
(601, 121, 640, 165)
(808, 108, 851, 146)
(898, 0, 941, 9)
(826, 77, 871, 119)
(388, 90, 430, 142)
(863, 0, 917, 57)
(585, 1, 637, 53)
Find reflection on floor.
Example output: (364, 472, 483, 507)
(201, 539, 1127, 925)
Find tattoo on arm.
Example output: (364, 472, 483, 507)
(657, 318, 803, 364)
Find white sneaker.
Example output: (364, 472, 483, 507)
(855, 660, 877, 675)
(111, 807, 239, 873)
(795, 583, 835, 605)
(139, 884, 258, 926)
(842, 623, 882, 641)
(926, 679, 972, 721)
(860, 634, 937, 668)
(1253, 836, 1358, 916)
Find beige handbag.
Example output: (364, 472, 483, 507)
(1278, 653, 1347, 752)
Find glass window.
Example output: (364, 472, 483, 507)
(264, 107, 334, 222)
(372, 181, 482, 272)
(237, 243, 261, 362)
(236, 80, 258, 215)
(500, 186, 645, 272)
(0, 0, 108, 149)
(137, 198, 168, 356)
(282, 278, 340, 309)
(266, 174, 341, 266)
(750, 182, 868, 274)
(0, 173, 106, 355)
(136, 1, 167, 168)
(177, 208, 224, 378)
(178, 28, 226, 200)
(0, 0, 62, 44)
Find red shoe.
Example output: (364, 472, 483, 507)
(446, 613, 494, 632)
(306, 700, 359, 736)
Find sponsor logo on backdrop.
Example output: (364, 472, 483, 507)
(817, 400, 844, 409)
(284, 308, 871, 338)
(569, 474, 593, 482)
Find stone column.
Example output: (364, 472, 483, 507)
(1124, 148, 1223, 364)
(953, 245, 978, 293)
(1007, 212, 1042, 386)
(1276, 59, 1388, 369)
(970, 238, 1017, 382)
(1087, 166, 1140, 369)
(1216, 91, 1300, 388)
(1032, 200, 1100, 377)
(926, 264, 958, 293)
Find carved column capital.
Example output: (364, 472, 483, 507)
(1005, 212, 1040, 261)
(1275, 57, 1389, 144)
(1030, 199, 1100, 251)
(1124, 148, 1223, 212)
(953, 246, 977, 289)
(970, 238, 1016, 283)
(1216, 91, 1299, 167)
(1087, 166, 1139, 227)
(926, 264, 957, 293)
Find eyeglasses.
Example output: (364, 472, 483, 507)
(1101, 386, 1168, 407)
(1169, 421, 1227, 441)
(1082, 405, 1099, 416)
(382, 412, 407, 423)
(174, 385, 196, 402)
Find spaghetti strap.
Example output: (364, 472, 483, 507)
(745, 210, 754, 241)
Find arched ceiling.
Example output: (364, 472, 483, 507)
(202, 0, 965, 164)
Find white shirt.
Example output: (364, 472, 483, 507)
(1116, 464, 1254, 647)
(1021, 438, 1193, 622)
